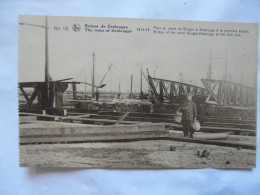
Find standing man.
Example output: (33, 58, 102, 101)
(179, 93, 197, 138)
(96, 90, 100, 102)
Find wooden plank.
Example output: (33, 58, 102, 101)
(19, 108, 97, 115)
(90, 114, 256, 129)
(19, 108, 42, 114)
(62, 117, 145, 125)
(203, 122, 256, 129)
(20, 124, 166, 136)
(90, 114, 174, 123)
(194, 133, 229, 140)
(20, 108, 252, 123)
(19, 112, 58, 119)
(19, 112, 143, 124)
(98, 111, 255, 124)
(115, 112, 130, 125)
(200, 126, 256, 134)
(166, 124, 256, 136)
(19, 127, 255, 150)
(66, 108, 99, 114)
(169, 130, 230, 140)
(66, 112, 97, 116)
(168, 135, 256, 150)
(98, 111, 175, 119)
(60, 114, 91, 119)
(203, 118, 255, 125)
(203, 115, 255, 121)
(19, 116, 37, 124)
(19, 112, 46, 117)
(20, 130, 169, 144)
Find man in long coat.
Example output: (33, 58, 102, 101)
(180, 93, 197, 138)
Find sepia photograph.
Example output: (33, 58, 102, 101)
(18, 15, 258, 168)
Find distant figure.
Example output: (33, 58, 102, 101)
(140, 91, 144, 101)
(178, 93, 197, 138)
(96, 90, 100, 101)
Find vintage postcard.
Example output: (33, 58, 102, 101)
(19, 15, 258, 168)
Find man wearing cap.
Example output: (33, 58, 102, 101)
(179, 93, 197, 138)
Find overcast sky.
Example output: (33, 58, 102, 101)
(19, 15, 258, 92)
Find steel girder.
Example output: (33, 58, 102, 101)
(19, 82, 70, 108)
(148, 76, 208, 103)
(201, 79, 256, 106)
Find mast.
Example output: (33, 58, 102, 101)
(92, 52, 95, 98)
(44, 16, 50, 107)
(85, 75, 87, 99)
(130, 75, 133, 99)
(118, 81, 121, 99)
(208, 48, 212, 88)
(224, 52, 228, 82)
(45, 16, 49, 83)
(209, 48, 212, 79)
(240, 64, 243, 85)
(224, 52, 228, 105)
(140, 67, 143, 95)
(179, 73, 183, 83)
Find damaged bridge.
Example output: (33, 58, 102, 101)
(147, 75, 256, 107)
